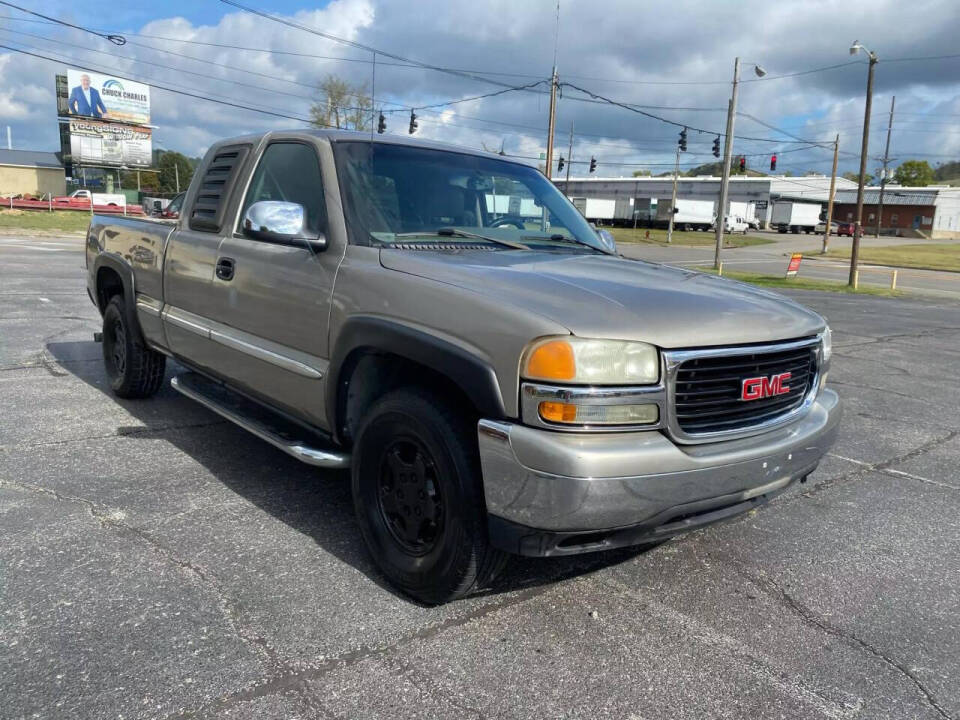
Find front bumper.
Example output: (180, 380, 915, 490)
(479, 388, 841, 556)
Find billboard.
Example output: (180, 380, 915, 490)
(65, 69, 150, 126)
(66, 117, 152, 168)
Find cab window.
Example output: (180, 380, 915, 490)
(239, 142, 326, 235)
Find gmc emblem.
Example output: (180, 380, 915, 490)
(741, 372, 792, 401)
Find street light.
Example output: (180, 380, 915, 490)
(848, 40, 878, 287)
(713, 59, 766, 269)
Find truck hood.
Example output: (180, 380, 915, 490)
(379, 250, 824, 348)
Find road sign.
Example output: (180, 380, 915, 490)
(786, 253, 803, 278)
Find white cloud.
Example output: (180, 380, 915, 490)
(0, 0, 958, 175)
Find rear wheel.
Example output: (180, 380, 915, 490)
(352, 388, 507, 604)
(102, 295, 166, 398)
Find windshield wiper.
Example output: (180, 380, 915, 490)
(395, 228, 529, 250)
(521, 233, 602, 252)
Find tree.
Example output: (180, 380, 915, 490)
(310, 74, 372, 131)
(843, 170, 874, 185)
(933, 160, 960, 182)
(893, 160, 934, 187)
(684, 161, 723, 177)
(632, 169, 651, 177)
(156, 151, 194, 194)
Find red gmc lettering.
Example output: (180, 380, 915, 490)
(741, 372, 791, 401)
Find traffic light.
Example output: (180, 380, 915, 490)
(557, 156, 565, 172)
(589, 156, 597, 173)
(377, 113, 386, 134)
(678, 127, 688, 152)
(712, 136, 720, 158)
(770, 154, 777, 172)
(408, 110, 418, 134)
(739, 156, 746, 172)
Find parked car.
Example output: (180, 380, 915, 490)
(814, 221, 839, 234)
(714, 215, 749, 234)
(159, 192, 185, 219)
(86, 130, 840, 604)
(55, 189, 125, 207)
(835, 222, 855, 237)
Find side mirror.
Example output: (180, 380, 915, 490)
(242, 200, 327, 252)
(597, 228, 616, 253)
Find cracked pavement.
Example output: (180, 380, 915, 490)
(1, 234, 959, 719)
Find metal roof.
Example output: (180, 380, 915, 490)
(832, 187, 957, 205)
(0, 149, 63, 169)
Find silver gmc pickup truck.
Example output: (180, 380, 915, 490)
(86, 129, 841, 604)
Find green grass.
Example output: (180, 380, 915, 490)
(825, 243, 960, 273)
(606, 226, 774, 248)
(694, 266, 903, 297)
(0, 209, 91, 233)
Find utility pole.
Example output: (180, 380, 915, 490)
(875, 95, 895, 238)
(714, 57, 741, 269)
(822, 134, 839, 254)
(849, 43, 878, 287)
(544, 66, 558, 179)
(667, 146, 680, 245)
(174, 163, 180, 193)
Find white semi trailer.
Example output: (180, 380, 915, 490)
(656, 198, 715, 231)
(772, 201, 822, 234)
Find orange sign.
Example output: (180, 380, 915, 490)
(786, 253, 803, 278)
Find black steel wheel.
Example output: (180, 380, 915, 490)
(352, 388, 507, 605)
(102, 295, 166, 399)
(377, 437, 445, 555)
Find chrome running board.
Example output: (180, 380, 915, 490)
(171, 372, 350, 469)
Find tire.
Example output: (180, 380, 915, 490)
(351, 388, 507, 605)
(102, 295, 166, 398)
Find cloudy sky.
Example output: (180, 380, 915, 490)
(1, 0, 958, 178)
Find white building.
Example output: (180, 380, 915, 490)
(554, 175, 858, 227)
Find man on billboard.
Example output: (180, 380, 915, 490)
(68, 74, 107, 118)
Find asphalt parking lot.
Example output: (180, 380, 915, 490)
(2, 234, 960, 719)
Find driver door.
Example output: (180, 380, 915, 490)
(202, 139, 341, 429)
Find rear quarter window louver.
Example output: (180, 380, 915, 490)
(188, 144, 251, 233)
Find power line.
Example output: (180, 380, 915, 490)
(559, 82, 825, 145)
(218, 0, 525, 90)
(0, 1, 126, 45)
(0, 43, 319, 125)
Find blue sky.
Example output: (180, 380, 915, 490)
(1, 0, 958, 178)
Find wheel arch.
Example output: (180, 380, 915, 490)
(93, 254, 146, 345)
(327, 317, 508, 446)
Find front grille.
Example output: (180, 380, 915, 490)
(673, 342, 817, 435)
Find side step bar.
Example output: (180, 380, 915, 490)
(171, 372, 350, 469)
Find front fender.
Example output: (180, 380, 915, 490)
(326, 316, 508, 436)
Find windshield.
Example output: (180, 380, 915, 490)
(332, 141, 607, 252)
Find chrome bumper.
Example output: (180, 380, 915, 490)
(479, 389, 841, 555)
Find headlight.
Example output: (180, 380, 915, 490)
(818, 325, 832, 391)
(521, 337, 660, 385)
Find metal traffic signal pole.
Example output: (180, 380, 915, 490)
(667, 146, 680, 245)
(565, 121, 574, 187)
(822, 134, 839, 254)
(714, 57, 741, 269)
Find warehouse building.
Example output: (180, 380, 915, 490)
(554, 175, 857, 227)
(832, 186, 960, 239)
(0, 149, 66, 198)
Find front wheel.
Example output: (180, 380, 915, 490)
(102, 295, 166, 398)
(352, 389, 507, 604)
